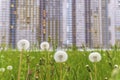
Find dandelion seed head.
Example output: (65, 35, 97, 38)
(7, 65, 13, 70)
(89, 52, 101, 62)
(54, 51, 68, 63)
(40, 42, 49, 50)
(17, 39, 30, 51)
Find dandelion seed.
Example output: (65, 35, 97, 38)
(17, 39, 30, 51)
(54, 51, 68, 63)
(89, 52, 101, 62)
(40, 42, 50, 50)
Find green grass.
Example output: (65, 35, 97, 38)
(0, 49, 120, 80)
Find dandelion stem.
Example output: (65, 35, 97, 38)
(17, 51, 23, 80)
(39, 70, 42, 80)
(60, 63, 63, 80)
(26, 55, 31, 80)
(26, 63, 30, 80)
(35, 64, 40, 80)
(46, 51, 50, 80)
(94, 63, 97, 80)
(89, 72, 92, 80)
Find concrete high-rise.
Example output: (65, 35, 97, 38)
(108, 0, 120, 46)
(39, 0, 63, 48)
(63, 0, 86, 48)
(0, 0, 10, 47)
(76, 0, 86, 47)
(0, 0, 117, 49)
(9, 0, 40, 48)
(0, 0, 64, 49)
(114, 0, 120, 44)
(64, 0, 112, 48)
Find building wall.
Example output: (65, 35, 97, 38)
(0, 0, 10, 47)
(66, 0, 73, 46)
(84, 0, 92, 48)
(62, 0, 67, 46)
(9, 0, 17, 48)
(76, 0, 86, 47)
(63, 0, 86, 48)
(113, 0, 120, 45)
(90, 0, 101, 48)
(0, 0, 117, 49)
(108, 0, 115, 46)
(9, 0, 40, 48)
(16, 0, 39, 48)
(101, 0, 112, 48)
(40, 0, 63, 48)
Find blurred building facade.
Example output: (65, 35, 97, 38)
(63, 0, 112, 48)
(9, 0, 40, 48)
(39, 0, 63, 48)
(0, 0, 10, 47)
(63, 0, 86, 48)
(0, 0, 118, 49)
(110, 0, 120, 46)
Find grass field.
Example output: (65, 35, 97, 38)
(0, 49, 120, 80)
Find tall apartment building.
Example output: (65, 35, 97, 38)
(64, 0, 112, 48)
(62, 0, 68, 46)
(76, 0, 86, 47)
(0, 0, 116, 49)
(83, 0, 109, 48)
(84, 0, 113, 48)
(90, 0, 102, 48)
(101, 0, 112, 48)
(108, 0, 120, 46)
(114, 0, 120, 45)
(39, 0, 63, 47)
(9, 0, 40, 48)
(63, 0, 101, 48)
(63, 0, 86, 48)
(0, 0, 10, 47)
(0, 0, 64, 48)
(63, 0, 73, 47)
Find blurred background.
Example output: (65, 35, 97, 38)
(0, 0, 119, 49)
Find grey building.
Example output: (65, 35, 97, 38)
(39, 0, 63, 48)
(0, 0, 116, 49)
(109, 0, 120, 46)
(0, 0, 10, 48)
(114, 0, 120, 45)
(9, 0, 39, 48)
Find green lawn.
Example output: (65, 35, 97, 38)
(0, 49, 120, 80)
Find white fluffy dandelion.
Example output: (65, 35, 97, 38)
(89, 52, 101, 62)
(17, 39, 30, 51)
(54, 51, 68, 63)
(0, 68, 5, 72)
(40, 42, 49, 50)
(7, 66, 13, 70)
